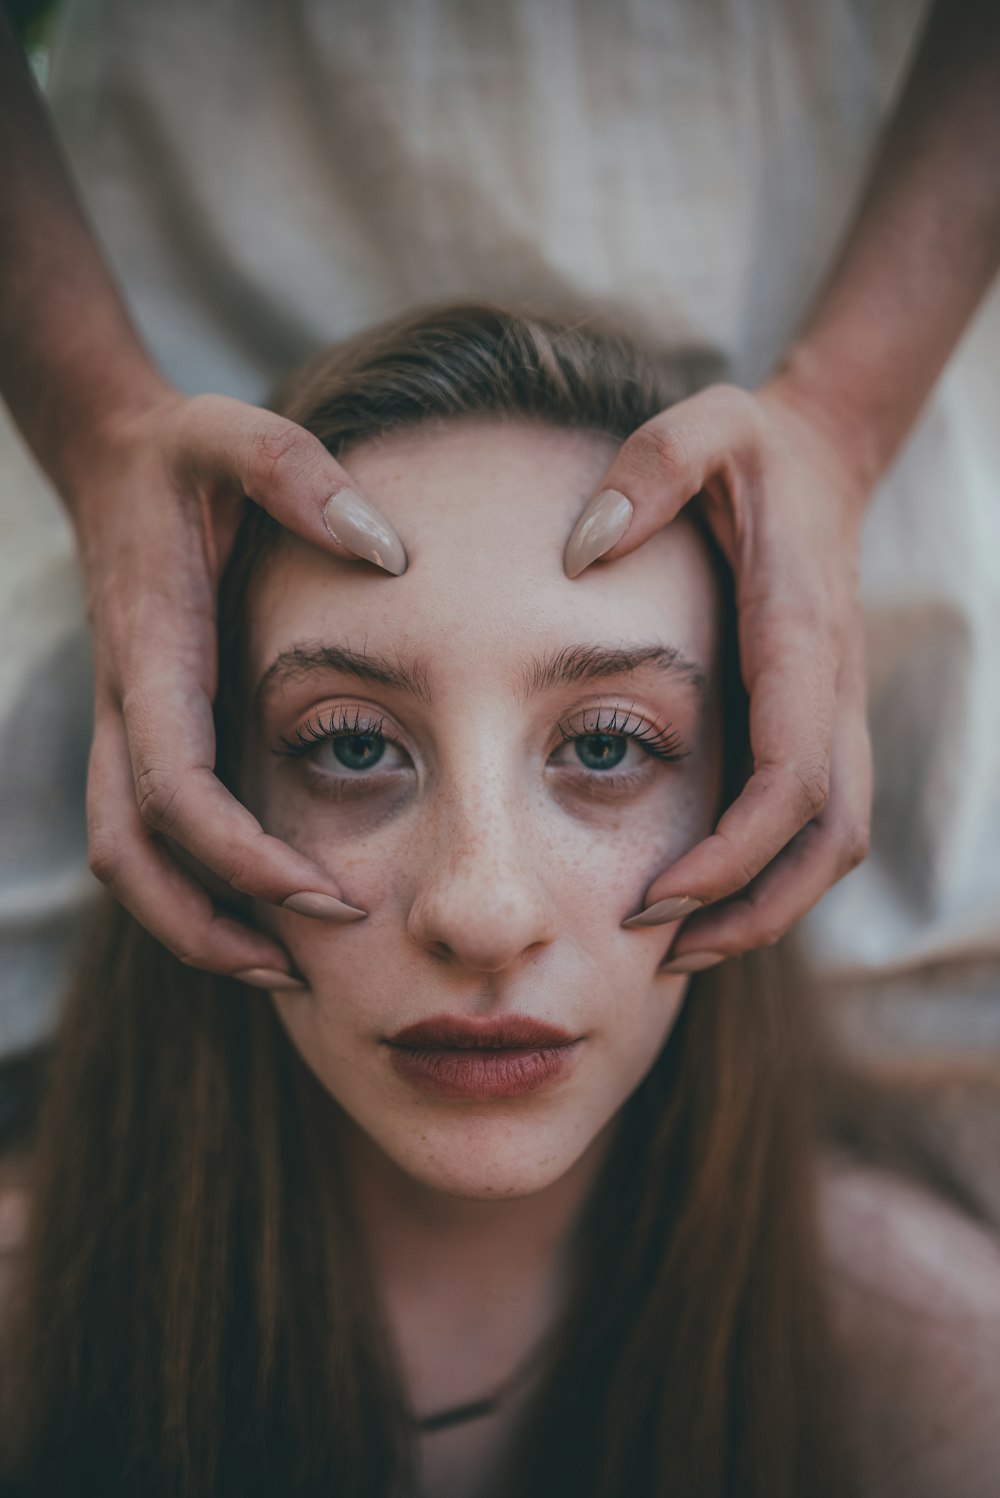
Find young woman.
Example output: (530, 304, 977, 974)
(1, 305, 998, 1498)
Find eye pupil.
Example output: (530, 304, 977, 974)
(574, 733, 627, 770)
(333, 733, 386, 771)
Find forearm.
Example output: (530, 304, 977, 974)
(0, 10, 167, 504)
(773, 0, 1000, 489)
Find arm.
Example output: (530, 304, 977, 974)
(0, 10, 167, 495)
(568, 0, 1000, 962)
(779, 0, 1000, 485)
(0, 11, 406, 984)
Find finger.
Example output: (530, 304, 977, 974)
(564, 384, 752, 575)
(664, 629, 871, 961)
(121, 674, 366, 916)
(666, 731, 871, 962)
(88, 712, 300, 982)
(186, 395, 407, 574)
(636, 605, 838, 920)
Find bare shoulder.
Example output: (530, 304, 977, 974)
(820, 1154, 1000, 1498)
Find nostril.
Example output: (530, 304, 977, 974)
(406, 870, 557, 973)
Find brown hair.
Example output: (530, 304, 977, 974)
(3, 304, 854, 1497)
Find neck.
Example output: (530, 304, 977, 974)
(343, 1121, 614, 1415)
(349, 1124, 611, 1293)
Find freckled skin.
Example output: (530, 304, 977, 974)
(240, 420, 724, 1201)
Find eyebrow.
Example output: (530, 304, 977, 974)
(255, 640, 706, 708)
(521, 644, 707, 702)
(255, 643, 432, 706)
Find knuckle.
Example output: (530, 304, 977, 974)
(250, 420, 303, 487)
(754, 920, 785, 949)
(738, 889, 784, 949)
(842, 818, 871, 872)
(630, 421, 691, 484)
(712, 831, 759, 894)
(170, 939, 206, 970)
(135, 766, 183, 834)
(783, 756, 830, 819)
(87, 827, 121, 886)
(217, 854, 255, 893)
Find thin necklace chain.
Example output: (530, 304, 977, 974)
(415, 1330, 553, 1435)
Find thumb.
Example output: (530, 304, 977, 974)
(190, 396, 407, 574)
(564, 385, 746, 577)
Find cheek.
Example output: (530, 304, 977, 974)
(538, 755, 721, 948)
(247, 761, 719, 916)
(263, 916, 403, 1115)
(240, 755, 408, 923)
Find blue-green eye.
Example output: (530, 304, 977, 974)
(551, 708, 687, 779)
(331, 733, 386, 771)
(574, 733, 628, 770)
(277, 708, 407, 776)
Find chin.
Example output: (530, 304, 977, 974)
(380, 1117, 593, 1201)
(398, 1158, 572, 1202)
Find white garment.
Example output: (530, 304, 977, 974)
(1, 0, 997, 1055)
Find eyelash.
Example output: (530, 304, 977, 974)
(275, 705, 389, 759)
(556, 705, 687, 764)
(275, 703, 687, 767)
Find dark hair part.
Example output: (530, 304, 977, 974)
(3, 303, 854, 1497)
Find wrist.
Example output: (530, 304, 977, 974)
(52, 358, 177, 519)
(764, 340, 891, 499)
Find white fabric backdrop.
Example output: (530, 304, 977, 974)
(1, 0, 997, 1055)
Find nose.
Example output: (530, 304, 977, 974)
(406, 794, 558, 974)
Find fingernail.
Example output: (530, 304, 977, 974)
(282, 891, 367, 922)
(234, 967, 308, 991)
(322, 488, 407, 575)
(659, 951, 725, 974)
(622, 895, 704, 929)
(564, 489, 633, 578)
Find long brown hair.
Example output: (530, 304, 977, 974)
(3, 305, 855, 1497)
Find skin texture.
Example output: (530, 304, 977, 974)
(1, 3, 998, 977)
(240, 420, 723, 1201)
(234, 418, 726, 1487)
(230, 420, 1000, 1498)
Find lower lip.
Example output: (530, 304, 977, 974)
(387, 1043, 581, 1100)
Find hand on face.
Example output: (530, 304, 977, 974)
(77, 390, 405, 986)
(565, 380, 871, 966)
(238, 421, 725, 1198)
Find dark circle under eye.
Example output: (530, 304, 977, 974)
(332, 733, 386, 771)
(574, 733, 628, 771)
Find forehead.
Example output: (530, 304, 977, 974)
(246, 420, 721, 688)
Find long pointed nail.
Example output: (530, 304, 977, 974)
(282, 891, 367, 922)
(234, 967, 308, 991)
(564, 489, 633, 578)
(323, 488, 407, 575)
(660, 951, 724, 974)
(622, 896, 703, 929)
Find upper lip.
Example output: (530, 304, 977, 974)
(387, 1014, 578, 1049)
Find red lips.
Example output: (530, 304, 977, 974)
(384, 1014, 582, 1099)
(388, 1014, 577, 1049)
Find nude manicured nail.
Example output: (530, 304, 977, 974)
(659, 951, 725, 974)
(564, 489, 633, 578)
(322, 488, 407, 575)
(282, 891, 367, 922)
(622, 895, 704, 929)
(234, 967, 308, 991)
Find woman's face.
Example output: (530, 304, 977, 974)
(241, 419, 725, 1200)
